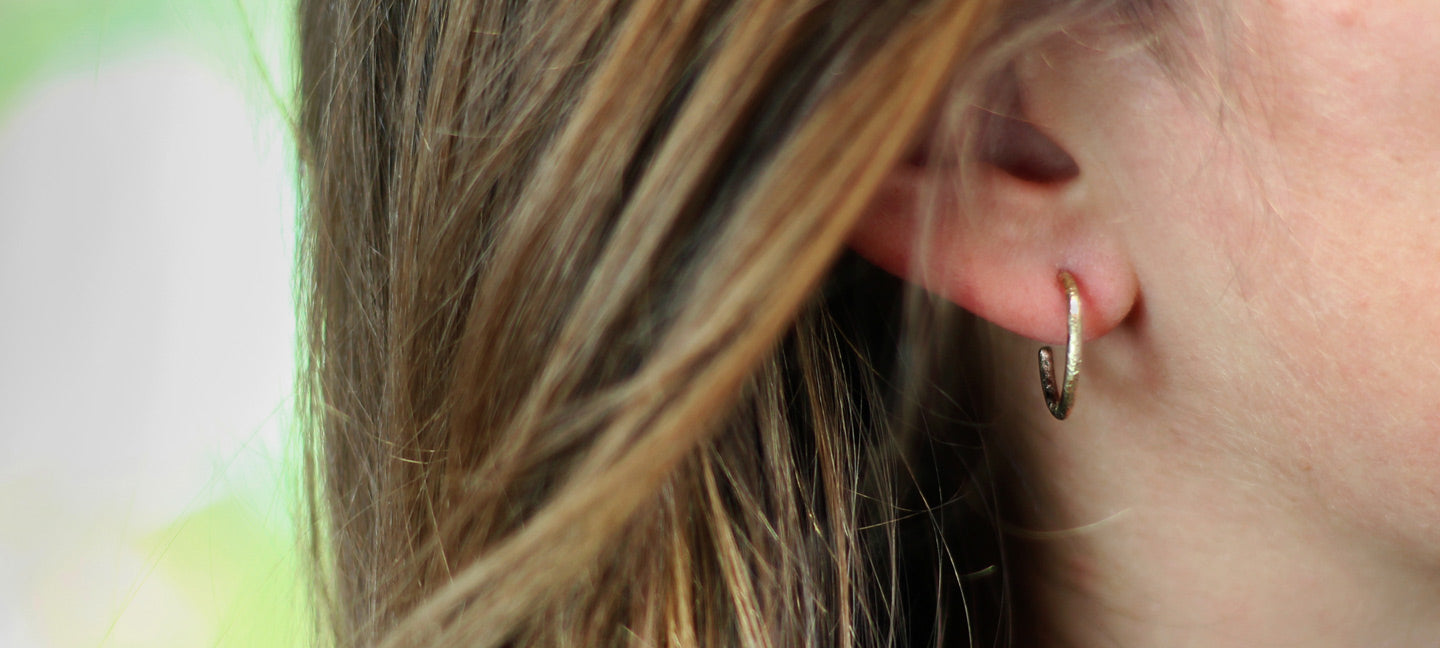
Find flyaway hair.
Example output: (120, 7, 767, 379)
(296, 0, 1167, 645)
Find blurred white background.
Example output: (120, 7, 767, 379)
(0, 0, 306, 645)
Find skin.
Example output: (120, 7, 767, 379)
(854, 0, 1440, 645)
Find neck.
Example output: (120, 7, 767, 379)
(994, 352, 1440, 647)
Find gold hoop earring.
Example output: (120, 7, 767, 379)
(1038, 271, 1082, 420)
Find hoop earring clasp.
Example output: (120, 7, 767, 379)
(1038, 271, 1082, 420)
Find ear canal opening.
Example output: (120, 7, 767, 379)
(979, 111, 1080, 184)
(973, 64, 1081, 185)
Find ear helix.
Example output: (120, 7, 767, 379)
(1038, 271, 1082, 420)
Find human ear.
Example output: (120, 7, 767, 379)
(848, 69, 1138, 346)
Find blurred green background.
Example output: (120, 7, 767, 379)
(0, 0, 307, 646)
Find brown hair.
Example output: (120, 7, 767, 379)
(296, 0, 1165, 645)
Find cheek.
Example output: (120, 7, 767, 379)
(1168, 0, 1440, 552)
(1134, 116, 1440, 563)
(1249, 0, 1440, 222)
(1023, 2, 1440, 551)
(1246, 3, 1440, 426)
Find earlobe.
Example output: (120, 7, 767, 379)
(849, 110, 1137, 346)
